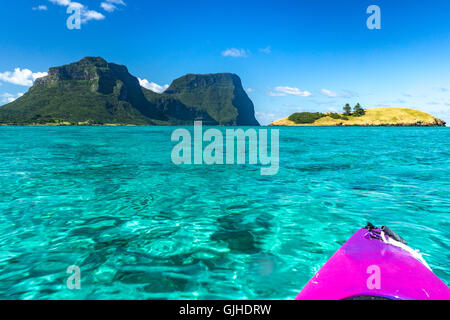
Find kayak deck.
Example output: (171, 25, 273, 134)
(296, 228, 450, 300)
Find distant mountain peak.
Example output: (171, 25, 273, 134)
(34, 56, 128, 86)
(1, 57, 259, 126)
(160, 73, 259, 126)
(166, 73, 239, 93)
(80, 56, 108, 64)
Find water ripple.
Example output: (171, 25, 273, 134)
(0, 126, 448, 299)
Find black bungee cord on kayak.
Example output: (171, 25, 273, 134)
(364, 222, 408, 245)
(381, 225, 408, 245)
(364, 222, 382, 240)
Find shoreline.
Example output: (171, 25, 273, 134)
(269, 123, 447, 127)
(0, 124, 447, 127)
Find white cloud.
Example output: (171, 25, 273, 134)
(221, 48, 248, 58)
(81, 9, 105, 23)
(100, 2, 116, 12)
(259, 46, 271, 54)
(1, 92, 24, 104)
(32, 72, 48, 81)
(246, 88, 254, 93)
(106, 0, 125, 4)
(255, 111, 278, 125)
(32, 5, 48, 11)
(0, 68, 48, 86)
(268, 91, 286, 97)
(49, 0, 72, 6)
(101, 0, 126, 13)
(320, 89, 354, 98)
(138, 78, 169, 94)
(320, 89, 339, 98)
(49, 0, 105, 24)
(269, 86, 312, 97)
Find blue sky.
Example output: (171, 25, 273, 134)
(1, 0, 449, 124)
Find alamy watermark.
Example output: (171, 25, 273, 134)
(171, 121, 279, 176)
(66, 4, 81, 30)
(366, 265, 381, 290)
(66, 265, 81, 290)
(367, 5, 381, 30)
(64, 4, 380, 31)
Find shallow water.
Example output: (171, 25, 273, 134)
(0, 126, 448, 299)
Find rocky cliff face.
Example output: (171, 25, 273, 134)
(33, 57, 161, 120)
(34, 57, 106, 85)
(146, 73, 259, 125)
(0, 57, 260, 126)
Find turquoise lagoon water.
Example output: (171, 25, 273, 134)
(0, 126, 448, 299)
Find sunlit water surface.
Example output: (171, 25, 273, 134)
(0, 126, 448, 299)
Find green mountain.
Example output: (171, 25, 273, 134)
(144, 73, 259, 126)
(0, 57, 259, 126)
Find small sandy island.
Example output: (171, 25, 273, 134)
(270, 107, 446, 127)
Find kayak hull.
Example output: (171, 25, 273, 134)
(296, 228, 450, 300)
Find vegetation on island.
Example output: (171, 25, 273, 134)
(344, 103, 365, 117)
(288, 103, 365, 124)
(0, 57, 259, 126)
(288, 112, 325, 124)
(271, 106, 446, 127)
